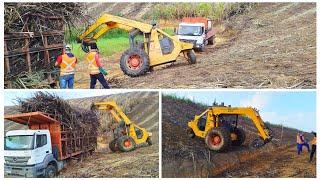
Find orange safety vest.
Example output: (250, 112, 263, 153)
(60, 54, 76, 76)
(86, 51, 100, 74)
(311, 137, 316, 145)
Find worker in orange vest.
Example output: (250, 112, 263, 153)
(309, 132, 316, 163)
(86, 43, 110, 89)
(55, 45, 77, 89)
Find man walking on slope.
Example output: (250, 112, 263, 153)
(86, 43, 110, 89)
(297, 132, 310, 155)
(55, 45, 77, 89)
(309, 132, 316, 163)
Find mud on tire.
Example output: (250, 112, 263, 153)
(205, 127, 231, 152)
(231, 128, 246, 146)
(120, 48, 150, 77)
(117, 135, 136, 152)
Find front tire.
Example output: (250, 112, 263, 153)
(109, 139, 119, 152)
(45, 164, 57, 178)
(120, 48, 150, 77)
(205, 127, 231, 152)
(186, 50, 196, 64)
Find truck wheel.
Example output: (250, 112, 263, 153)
(208, 36, 215, 45)
(205, 127, 231, 152)
(45, 164, 57, 178)
(231, 128, 246, 146)
(186, 50, 196, 64)
(120, 48, 150, 77)
(187, 128, 195, 138)
(146, 137, 153, 145)
(200, 45, 205, 52)
(109, 139, 119, 152)
(117, 135, 136, 152)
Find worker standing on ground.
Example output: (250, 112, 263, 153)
(55, 45, 77, 89)
(309, 132, 316, 163)
(86, 44, 110, 89)
(297, 132, 310, 154)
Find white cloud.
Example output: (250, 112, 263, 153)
(240, 92, 271, 110)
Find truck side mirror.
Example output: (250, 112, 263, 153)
(174, 27, 177, 34)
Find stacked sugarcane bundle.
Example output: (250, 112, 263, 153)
(17, 92, 100, 136)
(4, 3, 83, 89)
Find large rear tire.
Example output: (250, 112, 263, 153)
(120, 48, 150, 77)
(205, 127, 231, 152)
(186, 50, 196, 64)
(231, 128, 246, 146)
(109, 139, 119, 152)
(117, 135, 136, 152)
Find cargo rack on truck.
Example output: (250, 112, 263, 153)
(5, 112, 96, 161)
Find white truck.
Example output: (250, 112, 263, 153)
(4, 112, 96, 177)
(177, 17, 216, 52)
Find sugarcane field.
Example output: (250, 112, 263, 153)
(4, 91, 159, 177)
(3, 2, 316, 89)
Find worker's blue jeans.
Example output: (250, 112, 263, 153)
(59, 74, 74, 89)
(297, 143, 310, 155)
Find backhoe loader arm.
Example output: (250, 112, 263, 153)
(77, 13, 153, 42)
(215, 107, 271, 141)
(92, 101, 132, 125)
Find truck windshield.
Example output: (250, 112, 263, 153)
(5, 135, 34, 150)
(178, 25, 203, 36)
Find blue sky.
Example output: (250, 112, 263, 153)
(163, 91, 316, 132)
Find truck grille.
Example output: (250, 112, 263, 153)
(180, 39, 196, 45)
(5, 156, 30, 165)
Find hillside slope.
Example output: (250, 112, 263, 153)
(4, 91, 159, 178)
(161, 95, 315, 178)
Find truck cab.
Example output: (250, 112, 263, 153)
(177, 17, 215, 52)
(4, 129, 60, 177)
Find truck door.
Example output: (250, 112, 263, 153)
(33, 133, 51, 164)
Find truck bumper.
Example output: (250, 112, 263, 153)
(4, 164, 45, 178)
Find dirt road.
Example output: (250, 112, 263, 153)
(218, 144, 316, 178)
(74, 3, 315, 89)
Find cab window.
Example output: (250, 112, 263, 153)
(36, 134, 47, 148)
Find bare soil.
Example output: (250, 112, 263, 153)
(161, 96, 316, 178)
(74, 3, 315, 89)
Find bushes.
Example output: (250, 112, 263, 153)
(143, 3, 254, 21)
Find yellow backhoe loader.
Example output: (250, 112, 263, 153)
(77, 13, 196, 77)
(91, 101, 152, 152)
(187, 106, 273, 152)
